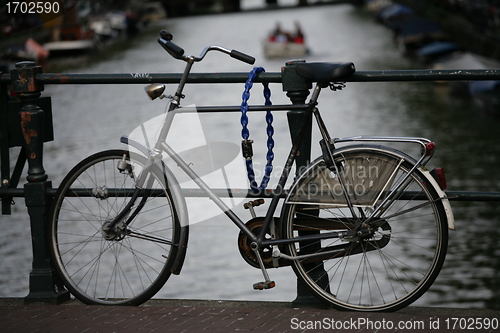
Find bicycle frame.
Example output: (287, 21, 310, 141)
(112, 45, 448, 267)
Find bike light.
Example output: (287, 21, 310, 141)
(145, 83, 166, 100)
(430, 168, 447, 189)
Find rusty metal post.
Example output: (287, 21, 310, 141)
(10, 61, 69, 304)
(1, 78, 10, 214)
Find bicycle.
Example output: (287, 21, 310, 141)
(48, 31, 455, 312)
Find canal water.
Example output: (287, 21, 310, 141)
(1, 2, 499, 309)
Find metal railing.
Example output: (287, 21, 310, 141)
(1, 60, 500, 304)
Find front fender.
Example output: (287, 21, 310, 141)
(121, 135, 189, 275)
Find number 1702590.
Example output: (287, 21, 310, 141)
(6, 1, 60, 14)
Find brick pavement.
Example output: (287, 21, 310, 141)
(0, 298, 498, 333)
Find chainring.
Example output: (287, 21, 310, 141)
(237, 218, 279, 269)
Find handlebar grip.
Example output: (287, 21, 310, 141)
(158, 37, 185, 59)
(230, 50, 255, 65)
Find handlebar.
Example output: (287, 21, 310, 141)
(230, 49, 256, 65)
(158, 30, 185, 59)
(158, 30, 255, 65)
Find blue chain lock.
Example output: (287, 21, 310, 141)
(240, 67, 274, 193)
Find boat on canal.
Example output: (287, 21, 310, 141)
(263, 21, 309, 59)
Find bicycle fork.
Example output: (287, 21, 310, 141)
(101, 153, 177, 245)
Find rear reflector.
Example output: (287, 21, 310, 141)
(425, 142, 435, 156)
(430, 168, 447, 190)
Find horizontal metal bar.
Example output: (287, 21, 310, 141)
(0, 188, 282, 198)
(396, 191, 500, 201)
(2, 69, 500, 85)
(193, 104, 308, 113)
(1, 188, 500, 201)
(1, 72, 283, 85)
(443, 191, 500, 202)
(348, 69, 500, 82)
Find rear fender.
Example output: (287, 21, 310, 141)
(419, 167, 455, 230)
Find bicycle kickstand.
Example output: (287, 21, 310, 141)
(251, 246, 275, 290)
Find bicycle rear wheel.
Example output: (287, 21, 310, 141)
(49, 150, 181, 305)
(282, 145, 449, 312)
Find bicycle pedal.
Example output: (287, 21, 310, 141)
(253, 281, 275, 290)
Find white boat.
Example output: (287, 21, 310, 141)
(43, 39, 95, 56)
(263, 41, 308, 59)
(143, 1, 167, 22)
(89, 17, 116, 40)
(264, 21, 309, 59)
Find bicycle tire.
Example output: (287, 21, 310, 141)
(49, 150, 181, 305)
(281, 145, 449, 312)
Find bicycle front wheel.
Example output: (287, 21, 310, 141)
(282, 145, 449, 312)
(49, 150, 181, 305)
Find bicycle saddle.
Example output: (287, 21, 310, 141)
(295, 62, 355, 83)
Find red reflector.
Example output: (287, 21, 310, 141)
(425, 142, 436, 156)
(430, 168, 447, 189)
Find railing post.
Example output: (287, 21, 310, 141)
(11, 61, 70, 304)
(1, 76, 11, 214)
(282, 60, 311, 168)
(282, 60, 327, 306)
